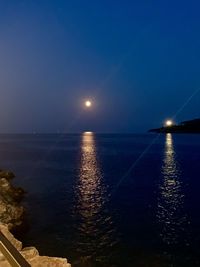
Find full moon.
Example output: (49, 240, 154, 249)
(85, 100, 92, 108)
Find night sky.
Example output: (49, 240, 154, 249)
(0, 0, 200, 133)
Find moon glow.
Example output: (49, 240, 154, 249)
(85, 100, 92, 108)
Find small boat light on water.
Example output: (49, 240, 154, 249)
(165, 120, 173, 127)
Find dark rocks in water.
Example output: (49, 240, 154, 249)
(0, 200, 24, 229)
(0, 170, 25, 230)
(0, 178, 25, 203)
(0, 170, 15, 180)
(149, 118, 200, 133)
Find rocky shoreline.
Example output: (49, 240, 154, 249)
(0, 170, 25, 230)
(0, 169, 71, 267)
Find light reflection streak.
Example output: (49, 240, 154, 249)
(157, 133, 187, 246)
(73, 132, 117, 264)
(78, 132, 105, 222)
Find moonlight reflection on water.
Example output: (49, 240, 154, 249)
(157, 133, 188, 246)
(73, 132, 117, 266)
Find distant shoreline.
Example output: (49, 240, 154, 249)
(149, 118, 200, 134)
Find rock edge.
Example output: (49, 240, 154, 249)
(0, 223, 71, 267)
(0, 170, 71, 266)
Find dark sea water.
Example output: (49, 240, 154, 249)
(0, 133, 200, 267)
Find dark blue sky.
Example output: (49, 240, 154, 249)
(0, 0, 200, 133)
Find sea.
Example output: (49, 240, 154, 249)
(0, 133, 200, 267)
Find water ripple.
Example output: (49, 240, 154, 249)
(72, 132, 118, 266)
(157, 133, 189, 246)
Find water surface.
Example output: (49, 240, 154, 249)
(0, 133, 200, 267)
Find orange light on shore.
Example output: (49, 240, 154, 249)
(165, 120, 173, 127)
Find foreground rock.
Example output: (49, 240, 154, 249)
(0, 170, 25, 230)
(0, 170, 71, 266)
(0, 224, 71, 267)
(0, 170, 15, 180)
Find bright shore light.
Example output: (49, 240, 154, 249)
(165, 120, 173, 127)
(85, 100, 92, 107)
